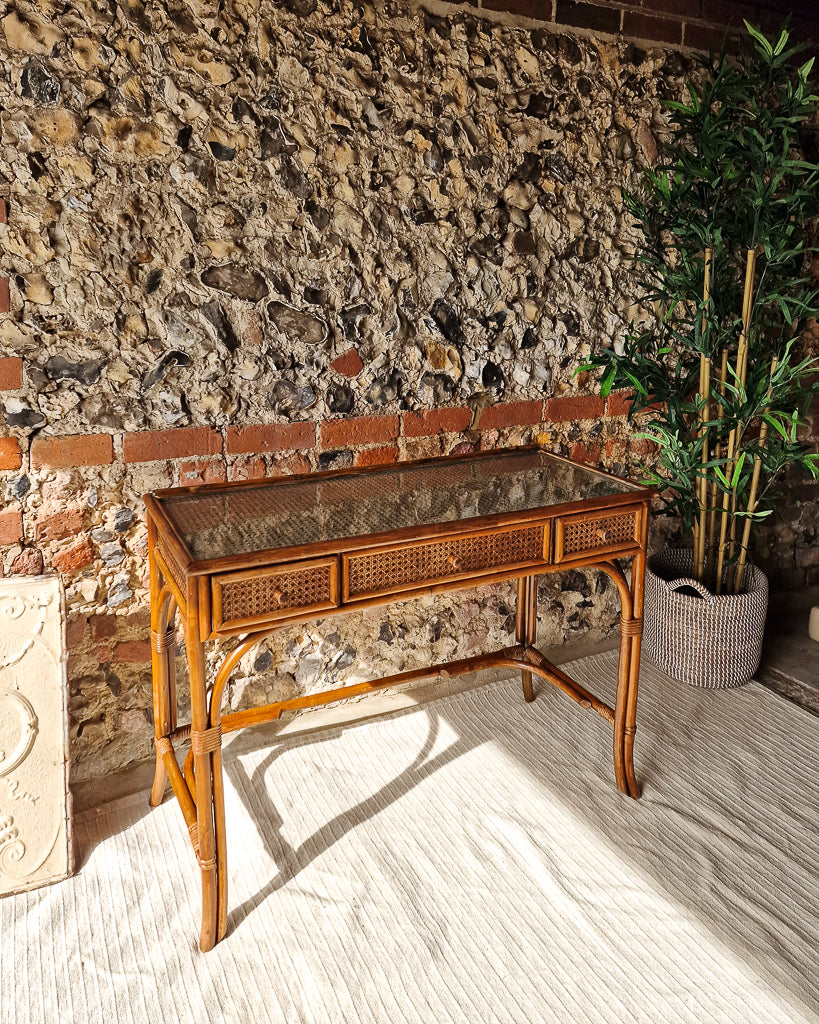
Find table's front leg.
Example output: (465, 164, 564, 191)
(515, 574, 538, 702)
(184, 587, 221, 953)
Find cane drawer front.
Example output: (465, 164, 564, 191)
(212, 557, 339, 632)
(554, 505, 642, 563)
(343, 521, 549, 601)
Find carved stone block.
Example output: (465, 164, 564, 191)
(0, 576, 72, 896)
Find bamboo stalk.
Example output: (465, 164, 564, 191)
(716, 249, 757, 593)
(706, 348, 728, 588)
(695, 248, 712, 582)
(733, 356, 777, 594)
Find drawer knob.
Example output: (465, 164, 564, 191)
(596, 529, 610, 543)
(271, 587, 284, 605)
(447, 554, 461, 571)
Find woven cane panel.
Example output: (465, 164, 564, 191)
(558, 509, 640, 559)
(157, 543, 186, 597)
(346, 524, 546, 599)
(217, 562, 335, 627)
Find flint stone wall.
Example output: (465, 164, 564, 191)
(0, 0, 814, 784)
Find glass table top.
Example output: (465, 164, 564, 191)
(156, 449, 642, 562)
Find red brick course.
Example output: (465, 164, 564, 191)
(226, 422, 315, 455)
(0, 279, 9, 315)
(0, 437, 21, 470)
(402, 407, 472, 437)
(355, 446, 399, 467)
(123, 426, 222, 463)
(31, 433, 114, 470)
(606, 391, 635, 418)
(51, 536, 95, 573)
(178, 459, 228, 485)
(321, 415, 399, 448)
(229, 456, 267, 481)
(544, 395, 606, 422)
(34, 508, 84, 543)
(113, 640, 152, 663)
(0, 356, 22, 389)
(91, 615, 118, 641)
(479, 400, 543, 431)
(0, 509, 23, 545)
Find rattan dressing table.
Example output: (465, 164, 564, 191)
(145, 446, 651, 951)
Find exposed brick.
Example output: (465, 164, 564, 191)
(0, 509, 23, 545)
(607, 391, 636, 417)
(34, 508, 84, 543)
(699, 0, 759, 29)
(113, 640, 152, 663)
(226, 422, 315, 455)
(321, 414, 399, 448)
(402, 407, 472, 437)
(543, 394, 605, 422)
(622, 11, 684, 44)
(66, 615, 88, 648)
(51, 536, 95, 573)
(621, 0, 699, 15)
(355, 446, 399, 467)
(229, 455, 267, 481)
(269, 453, 312, 476)
(178, 458, 228, 486)
(123, 426, 222, 464)
(0, 199, 7, 224)
(0, 356, 22, 389)
(10, 548, 42, 575)
(91, 615, 118, 641)
(0, 279, 8, 315)
(94, 646, 112, 665)
(683, 21, 742, 51)
(329, 347, 364, 377)
(482, 0, 549, 19)
(479, 400, 543, 431)
(31, 432, 113, 470)
(570, 441, 602, 465)
(630, 438, 658, 457)
(0, 437, 22, 470)
(126, 607, 150, 629)
(555, 0, 620, 34)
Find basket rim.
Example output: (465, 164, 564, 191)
(646, 549, 768, 605)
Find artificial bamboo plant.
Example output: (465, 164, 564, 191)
(584, 22, 819, 595)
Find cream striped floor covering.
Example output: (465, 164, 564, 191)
(2, 649, 818, 1024)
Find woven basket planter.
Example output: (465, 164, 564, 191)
(643, 549, 768, 688)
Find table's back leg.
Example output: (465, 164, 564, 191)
(515, 574, 538, 702)
(621, 549, 646, 798)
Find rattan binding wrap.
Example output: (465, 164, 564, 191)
(560, 509, 639, 557)
(643, 549, 768, 688)
(347, 524, 545, 598)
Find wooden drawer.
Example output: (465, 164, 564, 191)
(554, 505, 642, 563)
(343, 521, 549, 601)
(212, 557, 339, 632)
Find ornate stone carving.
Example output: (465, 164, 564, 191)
(0, 577, 72, 896)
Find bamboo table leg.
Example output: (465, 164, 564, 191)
(184, 584, 220, 953)
(515, 575, 538, 702)
(148, 526, 177, 809)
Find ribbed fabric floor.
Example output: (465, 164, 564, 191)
(3, 649, 819, 1024)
